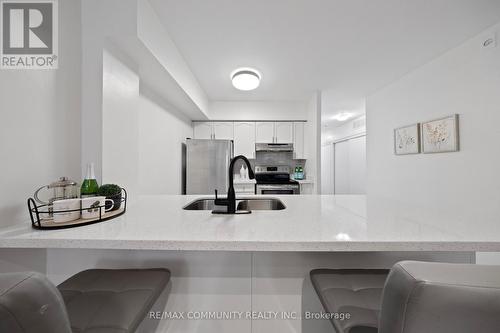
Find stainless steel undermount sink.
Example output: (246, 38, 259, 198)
(183, 198, 286, 211)
(183, 199, 219, 211)
(236, 198, 286, 211)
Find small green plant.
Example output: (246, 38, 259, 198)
(97, 184, 121, 197)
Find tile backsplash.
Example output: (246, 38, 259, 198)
(233, 151, 305, 177)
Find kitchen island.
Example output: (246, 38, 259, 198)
(0, 194, 498, 251)
(0, 194, 492, 333)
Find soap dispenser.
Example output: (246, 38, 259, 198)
(244, 165, 249, 180)
(240, 164, 245, 180)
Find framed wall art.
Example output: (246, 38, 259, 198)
(421, 114, 459, 153)
(394, 123, 420, 155)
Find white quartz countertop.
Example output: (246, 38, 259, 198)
(232, 178, 256, 184)
(294, 179, 314, 184)
(1, 195, 499, 252)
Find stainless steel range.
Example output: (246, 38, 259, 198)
(254, 165, 300, 195)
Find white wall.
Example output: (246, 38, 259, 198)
(367, 23, 500, 236)
(102, 48, 192, 196)
(320, 144, 334, 194)
(0, 0, 81, 227)
(138, 88, 192, 195)
(137, 0, 209, 117)
(304, 92, 322, 193)
(81, 0, 137, 182)
(82, 0, 209, 182)
(209, 101, 307, 121)
(102, 49, 140, 194)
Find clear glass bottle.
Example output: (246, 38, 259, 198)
(80, 163, 99, 197)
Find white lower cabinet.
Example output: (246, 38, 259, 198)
(233, 122, 256, 158)
(299, 182, 314, 194)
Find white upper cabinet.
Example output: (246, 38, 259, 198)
(255, 122, 275, 143)
(275, 122, 294, 143)
(194, 121, 306, 158)
(233, 122, 256, 158)
(293, 122, 305, 158)
(193, 122, 234, 140)
(213, 122, 234, 140)
(256, 122, 293, 143)
(193, 122, 213, 139)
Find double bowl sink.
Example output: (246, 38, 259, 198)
(183, 198, 285, 211)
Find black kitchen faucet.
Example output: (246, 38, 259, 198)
(212, 155, 255, 214)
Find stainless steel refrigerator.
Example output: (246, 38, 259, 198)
(185, 139, 233, 195)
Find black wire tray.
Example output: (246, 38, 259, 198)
(27, 188, 127, 230)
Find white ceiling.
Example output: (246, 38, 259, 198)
(322, 108, 366, 130)
(150, 0, 500, 107)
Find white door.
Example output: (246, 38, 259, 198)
(234, 122, 256, 158)
(213, 122, 234, 140)
(193, 122, 213, 139)
(334, 135, 366, 194)
(255, 122, 275, 143)
(275, 122, 294, 143)
(334, 140, 350, 194)
(348, 136, 366, 194)
(293, 122, 304, 158)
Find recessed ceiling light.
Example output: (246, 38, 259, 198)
(331, 112, 353, 122)
(231, 68, 261, 91)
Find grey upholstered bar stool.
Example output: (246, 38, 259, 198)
(311, 261, 500, 333)
(379, 261, 500, 333)
(310, 268, 390, 333)
(0, 268, 170, 333)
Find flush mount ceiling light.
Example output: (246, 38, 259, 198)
(231, 68, 261, 91)
(331, 112, 353, 122)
